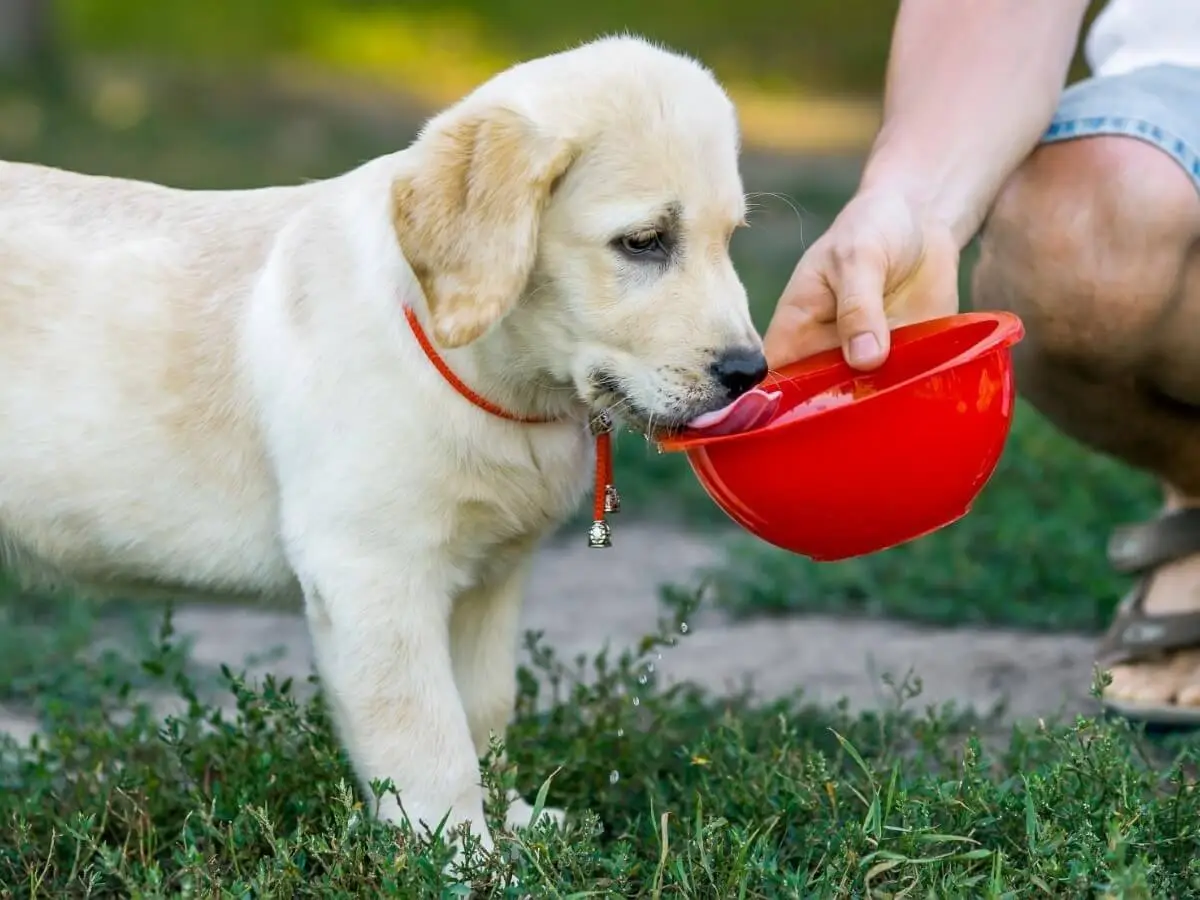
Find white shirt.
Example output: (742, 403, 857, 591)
(1086, 0, 1200, 76)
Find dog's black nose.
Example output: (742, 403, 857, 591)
(711, 346, 769, 400)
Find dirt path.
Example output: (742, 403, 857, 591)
(0, 523, 1101, 744)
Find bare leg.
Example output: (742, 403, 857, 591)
(973, 134, 1200, 711)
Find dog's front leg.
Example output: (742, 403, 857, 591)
(292, 538, 493, 853)
(449, 549, 565, 832)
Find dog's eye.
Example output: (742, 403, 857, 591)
(617, 231, 665, 257)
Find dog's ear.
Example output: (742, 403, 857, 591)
(392, 106, 577, 349)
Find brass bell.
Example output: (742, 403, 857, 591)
(587, 519, 612, 548)
(603, 484, 621, 514)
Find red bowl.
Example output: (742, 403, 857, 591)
(659, 311, 1025, 561)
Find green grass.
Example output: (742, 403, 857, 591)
(3, 598, 1200, 898)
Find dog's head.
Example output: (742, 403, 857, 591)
(392, 35, 764, 434)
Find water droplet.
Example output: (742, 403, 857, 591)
(646, 662, 655, 674)
(637, 674, 648, 685)
(616, 728, 625, 738)
(679, 621, 689, 634)
(632, 696, 641, 707)
(656, 652, 663, 661)
(609, 769, 620, 784)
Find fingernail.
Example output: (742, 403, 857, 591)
(847, 333, 881, 366)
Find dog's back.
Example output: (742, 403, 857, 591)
(0, 161, 308, 601)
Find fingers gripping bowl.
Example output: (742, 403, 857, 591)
(659, 312, 1026, 561)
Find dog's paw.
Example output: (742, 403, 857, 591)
(504, 790, 566, 831)
(377, 795, 495, 862)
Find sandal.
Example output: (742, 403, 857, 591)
(1096, 507, 1200, 726)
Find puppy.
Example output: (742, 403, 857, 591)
(0, 35, 765, 851)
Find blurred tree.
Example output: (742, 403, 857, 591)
(0, 0, 59, 82)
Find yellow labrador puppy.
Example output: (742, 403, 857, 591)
(0, 35, 765, 851)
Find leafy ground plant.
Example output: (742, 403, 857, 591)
(3, 600, 1200, 898)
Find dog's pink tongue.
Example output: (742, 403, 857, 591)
(685, 387, 782, 437)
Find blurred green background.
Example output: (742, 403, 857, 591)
(1, 0, 1109, 161)
(0, 0, 1153, 638)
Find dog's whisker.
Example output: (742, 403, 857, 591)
(744, 190, 806, 249)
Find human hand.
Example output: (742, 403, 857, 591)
(762, 189, 961, 371)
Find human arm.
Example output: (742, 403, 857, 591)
(763, 0, 1092, 370)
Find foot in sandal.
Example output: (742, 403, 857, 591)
(1097, 502, 1200, 725)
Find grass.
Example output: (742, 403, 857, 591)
(4, 596, 1200, 898)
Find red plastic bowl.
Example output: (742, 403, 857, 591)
(659, 311, 1025, 561)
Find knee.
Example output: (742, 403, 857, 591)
(972, 136, 1200, 374)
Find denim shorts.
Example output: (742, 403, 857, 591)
(1042, 63, 1200, 193)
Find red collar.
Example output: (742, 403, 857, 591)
(404, 305, 619, 548)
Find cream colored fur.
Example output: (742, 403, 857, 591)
(0, 35, 761, 853)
